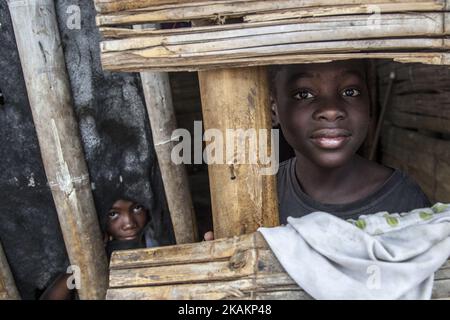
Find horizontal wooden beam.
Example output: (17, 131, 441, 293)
(97, 11, 450, 71)
(106, 232, 450, 299)
(100, 13, 450, 53)
(95, 0, 447, 25)
(389, 110, 450, 135)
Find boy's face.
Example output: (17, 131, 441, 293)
(273, 60, 371, 168)
(106, 199, 148, 241)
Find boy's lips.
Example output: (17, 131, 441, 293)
(310, 128, 352, 149)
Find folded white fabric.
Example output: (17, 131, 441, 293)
(258, 203, 450, 300)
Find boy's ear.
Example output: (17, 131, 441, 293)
(269, 93, 280, 127)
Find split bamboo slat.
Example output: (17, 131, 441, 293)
(94, 0, 450, 72)
(106, 232, 450, 300)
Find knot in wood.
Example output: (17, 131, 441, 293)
(229, 250, 247, 270)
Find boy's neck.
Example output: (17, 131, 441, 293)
(293, 153, 371, 204)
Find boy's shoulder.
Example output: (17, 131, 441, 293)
(368, 167, 432, 211)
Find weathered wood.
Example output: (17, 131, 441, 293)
(94, 0, 448, 25)
(245, 2, 447, 23)
(106, 232, 450, 300)
(0, 242, 20, 300)
(101, 40, 450, 72)
(136, 25, 198, 244)
(99, 12, 450, 72)
(389, 110, 450, 135)
(389, 93, 450, 120)
(7, 0, 108, 299)
(198, 67, 279, 239)
(94, 1, 450, 71)
(381, 125, 450, 202)
(101, 13, 448, 52)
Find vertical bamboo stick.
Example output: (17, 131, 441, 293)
(136, 24, 198, 244)
(198, 67, 279, 239)
(7, 0, 108, 299)
(0, 242, 20, 300)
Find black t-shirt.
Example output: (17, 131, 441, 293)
(277, 157, 431, 224)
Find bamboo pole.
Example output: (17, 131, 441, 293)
(7, 0, 108, 299)
(198, 67, 279, 239)
(0, 242, 20, 300)
(136, 24, 198, 244)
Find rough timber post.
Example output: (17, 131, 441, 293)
(7, 0, 108, 299)
(136, 23, 198, 244)
(198, 67, 280, 239)
(0, 242, 20, 300)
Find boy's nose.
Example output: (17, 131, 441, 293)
(121, 213, 137, 229)
(313, 100, 346, 122)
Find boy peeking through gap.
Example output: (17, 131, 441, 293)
(40, 197, 158, 300)
(204, 59, 430, 240)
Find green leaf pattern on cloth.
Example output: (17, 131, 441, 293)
(432, 203, 449, 213)
(346, 203, 449, 236)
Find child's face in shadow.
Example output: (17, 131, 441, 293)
(106, 200, 148, 241)
(273, 60, 371, 168)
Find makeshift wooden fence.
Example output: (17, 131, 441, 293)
(106, 232, 450, 300)
(92, 0, 450, 300)
(95, 0, 450, 72)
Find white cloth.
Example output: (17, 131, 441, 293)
(258, 203, 450, 300)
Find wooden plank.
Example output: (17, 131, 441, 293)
(432, 279, 450, 299)
(106, 274, 308, 300)
(380, 125, 450, 203)
(0, 242, 20, 300)
(198, 67, 279, 239)
(7, 0, 108, 299)
(106, 232, 450, 300)
(389, 93, 450, 120)
(245, 2, 446, 23)
(100, 38, 450, 72)
(94, 0, 447, 26)
(388, 111, 450, 135)
(99, 52, 450, 73)
(100, 13, 448, 53)
(110, 233, 267, 269)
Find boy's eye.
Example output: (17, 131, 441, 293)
(133, 205, 143, 214)
(342, 88, 361, 97)
(108, 211, 119, 219)
(293, 90, 314, 100)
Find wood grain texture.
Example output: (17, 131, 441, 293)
(106, 232, 450, 300)
(98, 11, 450, 71)
(381, 125, 450, 203)
(198, 67, 279, 239)
(94, 1, 450, 71)
(94, 0, 447, 25)
(7, 0, 108, 299)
